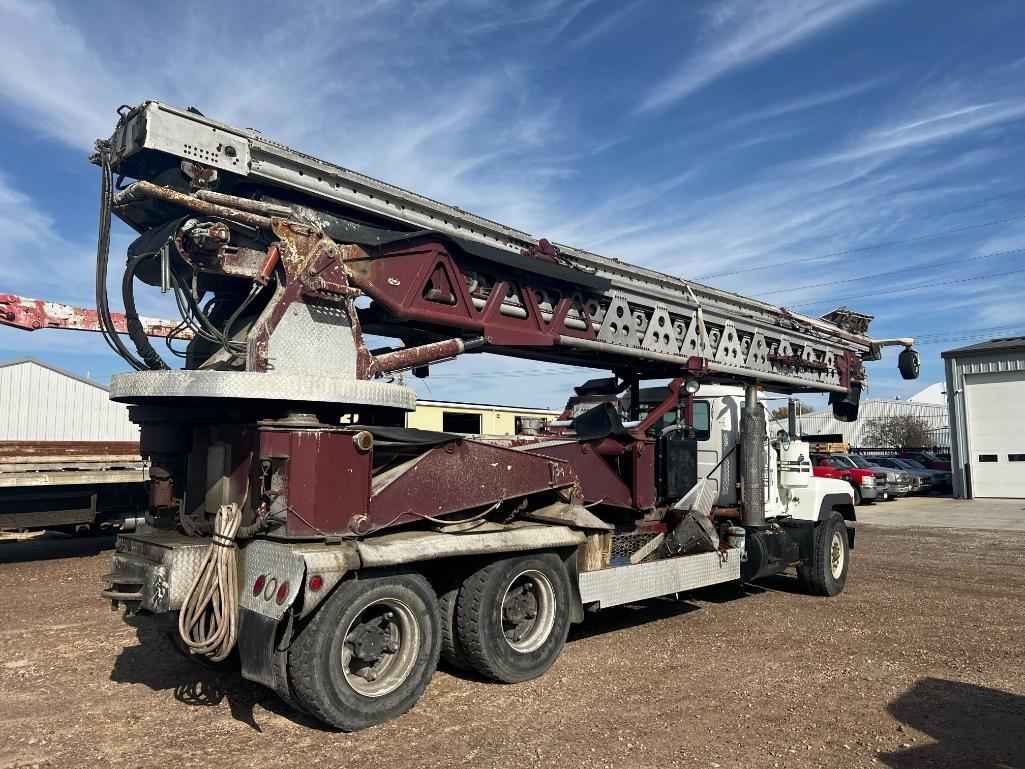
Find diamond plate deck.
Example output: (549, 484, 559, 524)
(578, 549, 740, 608)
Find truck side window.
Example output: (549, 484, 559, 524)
(692, 400, 710, 441)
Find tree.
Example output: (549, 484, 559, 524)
(861, 415, 932, 448)
(770, 401, 812, 421)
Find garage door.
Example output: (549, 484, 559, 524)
(965, 370, 1025, 498)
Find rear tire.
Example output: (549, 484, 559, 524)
(287, 573, 440, 731)
(798, 512, 849, 597)
(438, 582, 470, 671)
(456, 553, 571, 683)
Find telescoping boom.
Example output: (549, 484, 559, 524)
(86, 102, 921, 732)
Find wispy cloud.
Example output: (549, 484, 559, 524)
(635, 0, 886, 113)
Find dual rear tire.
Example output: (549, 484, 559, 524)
(287, 553, 571, 730)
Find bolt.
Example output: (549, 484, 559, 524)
(382, 611, 394, 620)
(365, 670, 378, 681)
(387, 642, 399, 653)
(526, 610, 536, 618)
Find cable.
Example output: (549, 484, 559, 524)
(178, 502, 242, 662)
(93, 136, 147, 371)
(122, 252, 169, 370)
(755, 248, 1025, 297)
(697, 216, 1025, 280)
(789, 268, 1025, 308)
(220, 284, 262, 358)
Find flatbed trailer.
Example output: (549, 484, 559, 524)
(16, 101, 920, 731)
(0, 442, 147, 532)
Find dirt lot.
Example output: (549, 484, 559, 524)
(1, 524, 1022, 769)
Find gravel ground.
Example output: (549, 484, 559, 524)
(1, 524, 1022, 769)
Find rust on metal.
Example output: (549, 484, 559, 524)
(374, 338, 469, 375)
(0, 293, 191, 339)
(193, 189, 294, 218)
(113, 181, 274, 230)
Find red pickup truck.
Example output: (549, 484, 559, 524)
(811, 453, 888, 505)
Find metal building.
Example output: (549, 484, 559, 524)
(797, 395, 949, 448)
(0, 358, 139, 441)
(943, 337, 1025, 499)
(406, 399, 560, 435)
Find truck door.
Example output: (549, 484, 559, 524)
(695, 397, 740, 506)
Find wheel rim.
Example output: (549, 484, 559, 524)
(501, 569, 556, 653)
(340, 598, 420, 697)
(830, 531, 845, 579)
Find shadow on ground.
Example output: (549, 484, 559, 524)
(881, 677, 1025, 769)
(0, 531, 116, 564)
(109, 623, 330, 732)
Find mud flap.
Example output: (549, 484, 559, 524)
(238, 608, 278, 687)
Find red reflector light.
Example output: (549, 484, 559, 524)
(253, 575, 266, 597)
(309, 575, 324, 591)
(276, 581, 290, 605)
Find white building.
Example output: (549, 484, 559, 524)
(798, 386, 949, 449)
(0, 358, 139, 441)
(943, 337, 1025, 499)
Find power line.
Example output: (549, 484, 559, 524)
(915, 330, 1025, 346)
(696, 215, 1025, 280)
(912, 323, 1025, 340)
(756, 248, 1024, 297)
(789, 269, 1025, 308)
(679, 191, 1025, 265)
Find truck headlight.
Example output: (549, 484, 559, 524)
(860, 476, 875, 486)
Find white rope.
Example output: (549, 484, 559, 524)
(177, 503, 242, 661)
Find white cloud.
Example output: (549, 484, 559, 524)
(635, 0, 886, 113)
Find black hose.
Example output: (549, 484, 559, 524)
(220, 284, 261, 358)
(122, 253, 169, 370)
(94, 140, 146, 371)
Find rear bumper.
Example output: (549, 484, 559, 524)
(101, 531, 209, 614)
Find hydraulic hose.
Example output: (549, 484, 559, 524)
(94, 138, 147, 371)
(122, 253, 169, 370)
(177, 503, 242, 661)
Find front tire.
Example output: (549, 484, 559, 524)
(287, 573, 440, 731)
(798, 512, 850, 597)
(456, 553, 571, 683)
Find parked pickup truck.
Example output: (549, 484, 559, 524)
(832, 454, 913, 499)
(899, 451, 951, 471)
(867, 456, 942, 494)
(811, 453, 888, 505)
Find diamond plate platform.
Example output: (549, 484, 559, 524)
(578, 549, 740, 608)
(110, 370, 416, 410)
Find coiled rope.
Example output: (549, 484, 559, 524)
(178, 503, 242, 661)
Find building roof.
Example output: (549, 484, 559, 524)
(941, 336, 1025, 358)
(0, 357, 108, 391)
(908, 382, 945, 404)
(416, 399, 560, 414)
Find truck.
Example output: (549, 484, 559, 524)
(23, 101, 921, 731)
(810, 452, 888, 505)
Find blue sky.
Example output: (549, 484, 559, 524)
(0, 0, 1022, 410)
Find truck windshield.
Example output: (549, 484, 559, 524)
(843, 455, 874, 469)
(902, 458, 927, 469)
